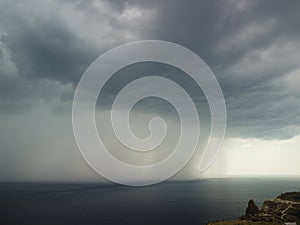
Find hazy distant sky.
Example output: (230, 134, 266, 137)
(1, 0, 300, 181)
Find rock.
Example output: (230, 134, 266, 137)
(277, 192, 300, 202)
(260, 192, 300, 223)
(207, 192, 300, 225)
(246, 199, 260, 217)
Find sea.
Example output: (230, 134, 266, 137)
(0, 178, 299, 225)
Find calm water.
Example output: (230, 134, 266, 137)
(0, 178, 300, 225)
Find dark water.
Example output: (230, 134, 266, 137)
(0, 178, 300, 225)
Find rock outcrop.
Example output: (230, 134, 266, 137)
(258, 192, 300, 223)
(207, 192, 300, 225)
(245, 199, 260, 217)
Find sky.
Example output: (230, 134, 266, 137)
(0, 0, 300, 182)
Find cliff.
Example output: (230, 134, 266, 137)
(207, 192, 300, 225)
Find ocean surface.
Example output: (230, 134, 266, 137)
(0, 178, 300, 225)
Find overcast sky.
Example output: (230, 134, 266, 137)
(1, 0, 300, 182)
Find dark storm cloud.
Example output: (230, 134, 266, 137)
(1, 0, 300, 139)
(121, 0, 300, 139)
(0, 0, 143, 111)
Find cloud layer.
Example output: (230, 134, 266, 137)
(1, 0, 300, 139)
(1, 0, 300, 181)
